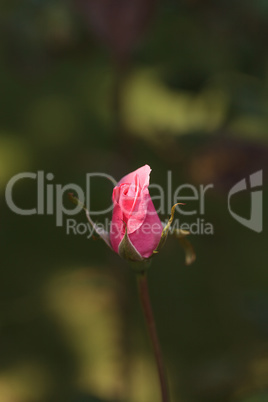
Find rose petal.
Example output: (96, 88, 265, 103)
(117, 164, 151, 189)
(128, 197, 162, 258)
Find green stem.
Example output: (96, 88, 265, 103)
(137, 273, 170, 402)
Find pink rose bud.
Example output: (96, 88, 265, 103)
(110, 165, 163, 261)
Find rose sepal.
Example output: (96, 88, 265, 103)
(118, 225, 145, 262)
(154, 203, 184, 253)
(173, 229, 196, 266)
(153, 203, 196, 266)
(68, 193, 112, 249)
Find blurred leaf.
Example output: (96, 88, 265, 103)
(0, 134, 32, 192)
(122, 69, 229, 137)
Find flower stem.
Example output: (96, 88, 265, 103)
(137, 273, 170, 402)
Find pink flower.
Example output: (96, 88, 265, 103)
(110, 165, 163, 260)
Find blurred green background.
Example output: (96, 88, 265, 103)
(1, 1, 268, 401)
